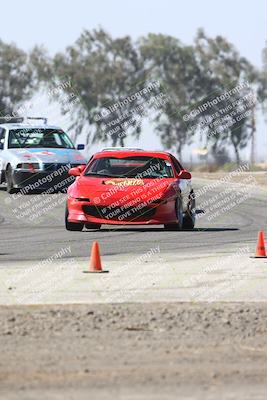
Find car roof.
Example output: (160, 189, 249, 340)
(0, 123, 63, 130)
(94, 150, 172, 159)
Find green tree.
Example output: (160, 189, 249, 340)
(29, 45, 53, 83)
(139, 33, 203, 161)
(194, 29, 258, 165)
(0, 39, 33, 117)
(53, 28, 145, 146)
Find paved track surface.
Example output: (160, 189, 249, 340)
(0, 176, 266, 263)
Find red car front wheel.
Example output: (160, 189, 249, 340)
(65, 206, 84, 231)
(164, 198, 183, 231)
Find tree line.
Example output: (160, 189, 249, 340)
(1, 28, 267, 164)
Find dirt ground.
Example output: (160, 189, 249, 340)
(193, 170, 267, 186)
(1, 302, 267, 400)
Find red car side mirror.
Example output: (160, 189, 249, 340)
(68, 164, 86, 176)
(178, 169, 192, 180)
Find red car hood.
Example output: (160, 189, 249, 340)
(73, 176, 177, 205)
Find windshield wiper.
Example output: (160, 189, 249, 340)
(124, 175, 165, 179)
(86, 172, 118, 177)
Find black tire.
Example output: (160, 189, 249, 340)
(182, 210, 195, 230)
(6, 165, 18, 194)
(85, 223, 101, 230)
(65, 206, 84, 231)
(182, 189, 196, 230)
(164, 197, 183, 231)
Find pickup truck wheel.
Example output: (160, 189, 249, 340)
(6, 166, 18, 194)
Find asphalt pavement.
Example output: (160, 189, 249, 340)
(0, 174, 267, 304)
(0, 176, 266, 262)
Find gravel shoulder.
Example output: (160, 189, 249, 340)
(1, 302, 267, 400)
(193, 170, 267, 186)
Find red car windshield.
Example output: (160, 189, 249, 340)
(85, 156, 174, 178)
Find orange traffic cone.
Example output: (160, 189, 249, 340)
(254, 230, 267, 258)
(84, 241, 109, 273)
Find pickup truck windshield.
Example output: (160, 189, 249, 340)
(8, 129, 75, 149)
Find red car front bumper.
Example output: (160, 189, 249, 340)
(67, 197, 178, 225)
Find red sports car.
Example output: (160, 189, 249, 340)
(65, 148, 196, 231)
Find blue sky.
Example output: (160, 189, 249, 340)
(1, 0, 266, 67)
(1, 0, 267, 160)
